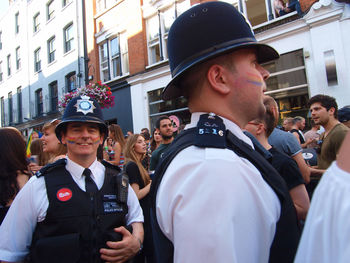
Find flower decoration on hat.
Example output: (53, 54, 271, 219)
(59, 81, 115, 110)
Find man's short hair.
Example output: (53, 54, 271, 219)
(155, 115, 171, 129)
(263, 96, 278, 137)
(308, 94, 338, 119)
(292, 116, 304, 125)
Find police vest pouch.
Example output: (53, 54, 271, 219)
(102, 224, 133, 248)
(31, 233, 80, 263)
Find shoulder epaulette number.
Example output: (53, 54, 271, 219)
(194, 113, 227, 148)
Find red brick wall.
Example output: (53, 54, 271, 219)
(300, 0, 319, 12)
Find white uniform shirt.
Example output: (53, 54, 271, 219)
(156, 112, 280, 263)
(0, 157, 143, 262)
(295, 162, 350, 263)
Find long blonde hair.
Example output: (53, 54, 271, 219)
(109, 124, 126, 149)
(124, 134, 150, 185)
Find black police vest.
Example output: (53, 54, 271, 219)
(30, 159, 129, 263)
(150, 114, 301, 263)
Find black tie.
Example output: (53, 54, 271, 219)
(83, 168, 98, 193)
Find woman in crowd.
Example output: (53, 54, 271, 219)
(29, 119, 67, 173)
(124, 134, 153, 263)
(30, 138, 49, 166)
(104, 124, 126, 169)
(0, 127, 31, 224)
(150, 129, 162, 153)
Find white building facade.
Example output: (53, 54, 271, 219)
(0, 0, 86, 136)
(128, 0, 350, 132)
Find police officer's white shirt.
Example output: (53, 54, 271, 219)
(0, 157, 143, 262)
(295, 161, 350, 263)
(156, 112, 280, 263)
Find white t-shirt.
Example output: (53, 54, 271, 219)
(156, 112, 281, 263)
(0, 157, 143, 262)
(295, 162, 350, 263)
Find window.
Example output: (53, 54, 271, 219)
(66, 72, 76, 92)
(49, 81, 58, 112)
(47, 0, 55, 20)
(146, 1, 190, 65)
(15, 12, 19, 33)
(35, 89, 43, 116)
(148, 87, 190, 131)
(0, 31, 2, 50)
(0, 61, 3, 82)
(7, 55, 11, 76)
(1, 97, 4, 127)
(64, 23, 74, 53)
(99, 33, 129, 82)
(33, 13, 40, 32)
(8, 92, 13, 124)
(17, 87, 22, 122)
(34, 48, 41, 72)
(62, 0, 71, 7)
(16, 46, 21, 70)
(96, 0, 107, 13)
(263, 49, 309, 121)
(47, 36, 56, 63)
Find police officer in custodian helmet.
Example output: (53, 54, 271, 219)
(0, 95, 144, 263)
(150, 2, 300, 263)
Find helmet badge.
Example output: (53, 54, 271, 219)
(75, 95, 96, 115)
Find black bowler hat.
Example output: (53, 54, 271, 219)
(162, 1, 279, 100)
(55, 95, 108, 141)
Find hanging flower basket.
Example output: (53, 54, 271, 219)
(59, 81, 115, 110)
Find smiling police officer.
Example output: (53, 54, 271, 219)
(150, 2, 300, 263)
(0, 95, 144, 263)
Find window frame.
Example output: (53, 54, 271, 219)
(33, 12, 40, 33)
(34, 48, 41, 72)
(35, 88, 43, 116)
(47, 36, 56, 63)
(15, 12, 19, 34)
(0, 61, 3, 82)
(47, 0, 55, 21)
(8, 92, 13, 124)
(64, 23, 74, 53)
(49, 81, 58, 112)
(7, 54, 11, 76)
(17, 87, 22, 123)
(65, 71, 76, 92)
(16, 46, 21, 70)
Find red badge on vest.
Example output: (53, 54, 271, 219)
(57, 188, 73, 201)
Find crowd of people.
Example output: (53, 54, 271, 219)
(0, 2, 350, 263)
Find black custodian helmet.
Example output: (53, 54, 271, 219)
(55, 95, 108, 141)
(162, 1, 280, 100)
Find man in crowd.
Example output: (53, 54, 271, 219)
(245, 96, 309, 220)
(149, 116, 174, 171)
(269, 118, 311, 184)
(283, 117, 293, 131)
(290, 116, 312, 148)
(150, 2, 300, 263)
(304, 120, 320, 149)
(338, 106, 350, 128)
(309, 94, 349, 174)
(0, 96, 144, 263)
(295, 130, 350, 263)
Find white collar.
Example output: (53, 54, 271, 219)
(185, 112, 254, 148)
(66, 157, 103, 181)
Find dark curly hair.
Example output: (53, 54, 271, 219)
(0, 127, 30, 206)
(308, 94, 338, 119)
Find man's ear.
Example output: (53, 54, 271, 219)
(206, 64, 231, 95)
(256, 123, 265, 136)
(328, 107, 336, 116)
(60, 132, 67, 145)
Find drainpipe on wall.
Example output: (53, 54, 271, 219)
(82, 0, 89, 85)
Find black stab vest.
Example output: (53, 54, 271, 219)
(150, 121, 300, 263)
(30, 161, 128, 263)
